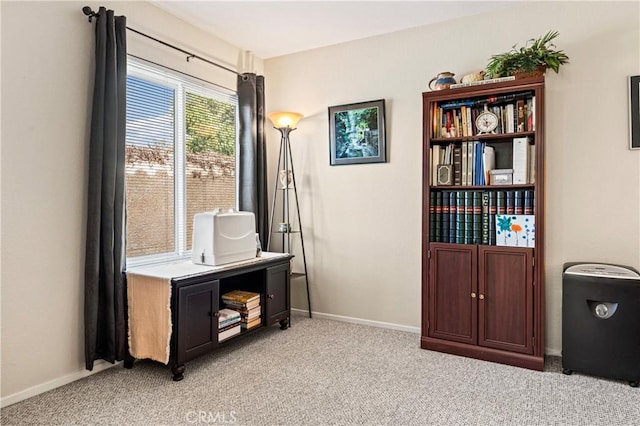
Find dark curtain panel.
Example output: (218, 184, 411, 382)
(237, 74, 268, 248)
(84, 7, 127, 371)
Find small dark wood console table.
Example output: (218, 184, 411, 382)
(125, 252, 292, 381)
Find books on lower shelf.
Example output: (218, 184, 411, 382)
(222, 290, 261, 310)
(221, 290, 262, 331)
(238, 305, 261, 330)
(430, 189, 535, 246)
(237, 305, 260, 320)
(218, 308, 241, 342)
(221, 290, 260, 304)
(219, 308, 240, 327)
(219, 324, 241, 341)
(242, 317, 262, 330)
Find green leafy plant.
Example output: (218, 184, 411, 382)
(485, 31, 570, 78)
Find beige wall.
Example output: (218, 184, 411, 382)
(265, 1, 640, 354)
(0, 1, 263, 402)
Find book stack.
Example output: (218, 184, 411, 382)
(221, 290, 262, 330)
(218, 308, 241, 342)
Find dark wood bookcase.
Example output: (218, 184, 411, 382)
(421, 77, 545, 371)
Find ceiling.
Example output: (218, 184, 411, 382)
(151, 1, 524, 59)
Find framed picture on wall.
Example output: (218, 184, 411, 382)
(328, 99, 387, 165)
(630, 75, 640, 150)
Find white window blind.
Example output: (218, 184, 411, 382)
(125, 58, 238, 266)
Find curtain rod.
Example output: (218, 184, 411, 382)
(82, 6, 242, 77)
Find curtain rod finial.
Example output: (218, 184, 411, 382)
(82, 6, 97, 22)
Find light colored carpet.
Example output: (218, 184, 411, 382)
(2, 313, 639, 425)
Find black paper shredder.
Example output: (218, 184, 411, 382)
(562, 262, 640, 387)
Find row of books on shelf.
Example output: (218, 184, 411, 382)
(430, 138, 534, 186)
(432, 92, 535, 138)
(218, 290, 262, 342)
(429, 189, 534, 246)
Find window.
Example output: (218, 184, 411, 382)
(125, 59, 237, 266)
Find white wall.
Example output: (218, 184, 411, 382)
(265, 1, 640, 354)
(0, 1, 263, 403)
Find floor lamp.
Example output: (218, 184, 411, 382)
(266, 111, 312, 318)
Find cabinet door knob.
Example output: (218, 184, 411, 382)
(268, 294, 275, 299)
(471, 292, 477, 298)
(213, 311, 220, 317)
(479, 294, 485, 300)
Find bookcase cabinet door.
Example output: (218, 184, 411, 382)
(428, 243, 478, 344)
(265, 263, 290, 326)
(176, 279, 219, 364)
(478, 247, 533, 354)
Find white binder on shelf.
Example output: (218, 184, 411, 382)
(512, 137, 529, 185)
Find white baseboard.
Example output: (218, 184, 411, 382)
(291, 308, 421, 334)
(1, 360, 119, 408)
(546, 348, 561, 357)
(291, 308, 561, 358)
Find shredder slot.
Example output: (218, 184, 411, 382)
(564, 263, 640, 279)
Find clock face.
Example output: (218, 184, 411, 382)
(476, 111, 499, 134)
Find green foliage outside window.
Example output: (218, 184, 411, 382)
(185, 92, 236, 155)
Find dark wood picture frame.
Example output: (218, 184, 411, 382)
(630, 75, 640, 150)
(328, 99, 386, 165)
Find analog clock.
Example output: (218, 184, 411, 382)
(475, 111, 499, 134)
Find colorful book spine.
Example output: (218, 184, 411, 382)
(470, 107, 478, 136)
(461, 141, 468, 186)
(472, 191, 482, 244)
(466, 141, 474, 185)
(524, 189, 534, 215)
(514, 190, 524, 215)
(456, 191, 465, 244)
(219, 322, 240, 332)
(488, 191, 497, 245)
(241, 317, 262, 330)
(441, 191, 450, 243)
(464, 191, 473, 244)
(449, 191, 457, 243)
(461, 106, 468, 137)
(496, 191, 506, 215)
(432, 102, 438, 137)
(506, 190, 515, 215)
(453, 146, 462, 185)
(516, 99, 526, 132)
(481, 191, 490, 245)
(221, 290, 260, 304)
(434, 192, 442, 242)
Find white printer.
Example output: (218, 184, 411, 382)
(191, 209, 257, 266)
